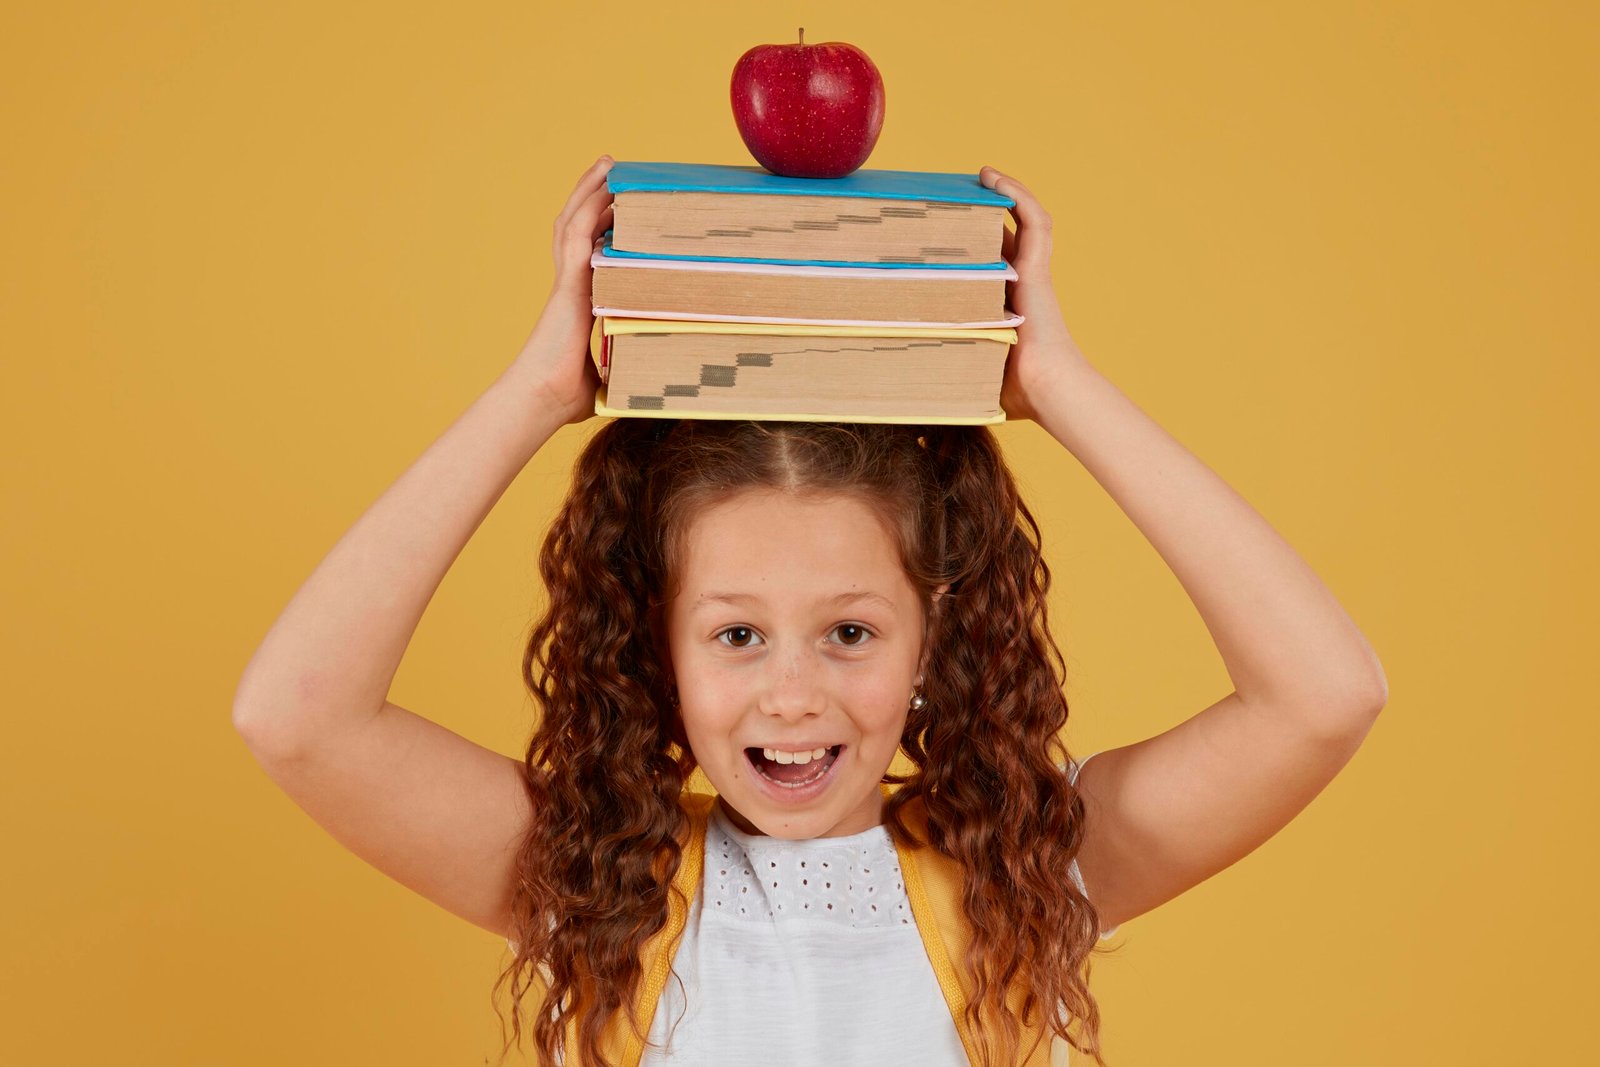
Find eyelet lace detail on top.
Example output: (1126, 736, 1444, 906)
(705, 801, 912, 929)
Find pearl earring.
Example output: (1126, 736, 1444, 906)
(909, 692, 927, 711)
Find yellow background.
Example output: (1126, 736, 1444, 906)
(3, 0, 1594, 1063)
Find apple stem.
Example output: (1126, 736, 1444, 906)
(799, 28, 804, 45)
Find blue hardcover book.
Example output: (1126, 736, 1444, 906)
(605, 160, 1015, 205)
(603, 160, 1013, 270)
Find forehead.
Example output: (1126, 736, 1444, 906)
(675, 490, 909, 597)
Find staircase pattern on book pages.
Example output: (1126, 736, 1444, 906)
(635, 196, 990, 264)
(621, 338, 981, 411)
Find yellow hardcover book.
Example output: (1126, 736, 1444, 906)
(589, 317, 1016, 424)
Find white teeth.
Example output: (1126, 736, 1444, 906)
(761, 746, 831, 764)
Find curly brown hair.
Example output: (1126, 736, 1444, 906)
(491, 418, 1112, 1067)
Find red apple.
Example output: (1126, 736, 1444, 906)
(731, 28, 885, 179)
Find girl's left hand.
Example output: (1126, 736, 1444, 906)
(979, 165, 1093, 423)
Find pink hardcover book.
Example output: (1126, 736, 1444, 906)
(590, 242, 1023, 329)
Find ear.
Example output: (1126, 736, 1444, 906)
(916, 584, 952, 684)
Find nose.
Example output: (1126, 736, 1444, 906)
(757, 643, 827, 723)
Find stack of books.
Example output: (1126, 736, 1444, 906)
(589, 161, 1021, 424)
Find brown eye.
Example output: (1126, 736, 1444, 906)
(833, 624, 872, 647)
(718, 627, 760, 648)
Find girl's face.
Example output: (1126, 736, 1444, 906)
(664, 489, 930, 840)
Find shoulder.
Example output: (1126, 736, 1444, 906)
(680, 790, 717, 816)
(678, 790, 718, 844)
(1064, 754, 1094, 785)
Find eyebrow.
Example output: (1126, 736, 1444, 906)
(691, 590, 897, 613)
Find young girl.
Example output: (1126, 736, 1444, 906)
(233, 155, 1388, 1067)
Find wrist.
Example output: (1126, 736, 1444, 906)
(493, 362, 586, 434)
(1031, 358, 1118, 448)
(1015, 347, 1097, 416)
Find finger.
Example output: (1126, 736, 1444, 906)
(587, 183, 616, 246)
(980, 166, 1053, 272)
(554, 177, 614, 264)
(981, 167, 1048, 239)
(978, 165, 1022, 230)
(555, 154, 615, 231)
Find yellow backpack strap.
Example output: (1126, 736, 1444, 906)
(889, 785, 1059, 1066)
(572, 791, 713, 1067)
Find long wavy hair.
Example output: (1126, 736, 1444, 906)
(492, 418, 1112, 1067)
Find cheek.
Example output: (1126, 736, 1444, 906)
(675, 681, 744, 749)
(854, 679, 912, 741)
(679, 697, 732, 736)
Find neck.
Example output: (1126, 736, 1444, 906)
(714, 786, 890, 838)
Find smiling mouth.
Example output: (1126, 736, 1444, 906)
(745, 745, 844, 786)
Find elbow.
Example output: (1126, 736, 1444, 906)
(1259, 665, 1388, 743)
(1332, 629, 1389, 719)
(231, 700, 310, 764)
(231, 699, 272, 747)
(1368, 671, 1390, 715)
(231, 667, 317, 742)
(1340, 663, 1389, 729)
(231, 679, 271, 736)
(232, 704, 260, 736)
(1359, 655, 1390, 715)
(1333, 649, 1390, 725)
(231, 691, 294, 752)
(1340, 669, 1389, 740)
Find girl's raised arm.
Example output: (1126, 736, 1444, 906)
(980, 166, 1389, 935)
(229, 156, 616, 938)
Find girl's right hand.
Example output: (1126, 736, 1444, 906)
(509, 155, 616, 425)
